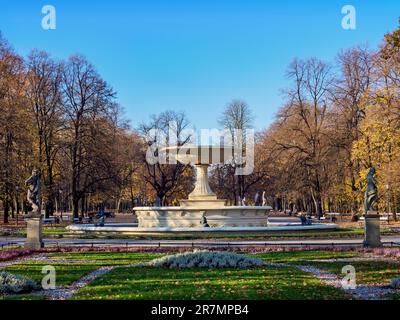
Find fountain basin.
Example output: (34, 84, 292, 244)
(66, 223, 339, 235)
(134, 206, 273, 228)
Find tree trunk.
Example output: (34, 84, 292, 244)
(11, 201, 15, 219)
(45, 199, 54, 219)
(15, 195, 20, 215)
(72, 196, 79, 220)
(4, 200, 9, 224)
(312, 193, 323, 218)
(81, 193, 85, 219)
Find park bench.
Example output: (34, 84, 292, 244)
(358, 214, 398, 226)
(43, 216, 60, 225)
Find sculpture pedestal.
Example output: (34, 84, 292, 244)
(189, 164, 215, 199)
(25, 217, 44, 249)
(363, 213, 382, 248)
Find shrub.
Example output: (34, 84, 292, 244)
(390, 277, 400, 289)
(0, 272, 39, 295)
(137, 250, 265, 269)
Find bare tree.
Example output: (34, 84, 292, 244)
(0, 35, 28, 223)
(26, 50, 63, 218)
(60, 55, 117, 220)
(276, 58, 333, 217)
(330, 46, 374, 215)
(218, 99, 257, 203)
(139, 110, 193, 205)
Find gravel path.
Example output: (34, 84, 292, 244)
(40, 266, 115, 300)
(312, 255, 400, 264)
(0, 253, 49, 269)
(268, 262, 397, 300)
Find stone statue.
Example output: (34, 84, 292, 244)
(365, 167, 378, 213)
(200, 214, 210, 228)
(254, 192, 261, 206)
(300, 214, 312, 226)
(155, 197, 162, 207)
(25, 169, 41, 217)
(262, 191, 267, 206)
(363, 166, 382, 247)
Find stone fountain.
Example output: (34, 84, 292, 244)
(67, 144, 338, 234)
(134, 145, 273, 228)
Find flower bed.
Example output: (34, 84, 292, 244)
(137, 250, 265, 269)
(0, 272, 39, 295)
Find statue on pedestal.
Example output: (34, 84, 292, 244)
(262, 191, 267, 206)
(200, 214, 210, 228)
(365, 167, 378, 213)
(363, 166, 382, 247)
(254, 192, 261, 206)
(25, 169, 41, 217)
(24, 169, 44, 249)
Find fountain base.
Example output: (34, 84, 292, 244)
(134, 206, 272, 228)
(180, 199, 227, 208)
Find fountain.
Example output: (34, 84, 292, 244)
(134, 145, 273, 228)
(67, 145, 338, 234)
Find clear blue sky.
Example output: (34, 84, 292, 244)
(0, 0, 399, 130)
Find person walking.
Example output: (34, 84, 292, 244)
(96, 205, 105, 227)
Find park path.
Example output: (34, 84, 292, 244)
(0, 253, 49, 269)
(294, 264, 397, 300)
(2, 236, 400, 248)
(269, 262, 397, 300)
(41, 266, 115, 300)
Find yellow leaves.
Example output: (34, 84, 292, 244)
(351, 105, 400, 169)
(349, 99, 400, 211)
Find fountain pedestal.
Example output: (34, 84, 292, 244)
(180, 164, 227, 208)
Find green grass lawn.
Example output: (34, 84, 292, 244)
(253, 250, 361, 264)
(47, 250, 361, 265)
(2, 250, 398, 300)
(48, 251, 163, 265)
(16, 227, 68, 237)
(73, 265, 351, 300)
(304, 261, 400, 285)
